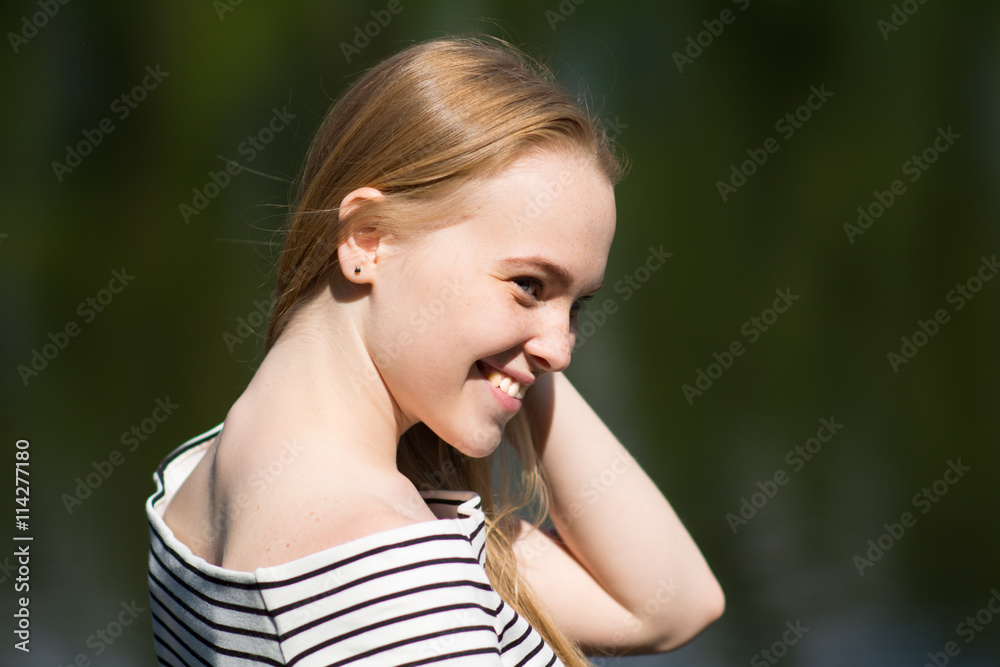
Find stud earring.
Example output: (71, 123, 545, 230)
(354, 266, 361, 274)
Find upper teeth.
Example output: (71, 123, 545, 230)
(487, 369, 526, 400)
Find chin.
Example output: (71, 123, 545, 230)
(440, 420, 505, 459)
(416, 389, 511, 459)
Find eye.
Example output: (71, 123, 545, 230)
(512, 278, 596, 321)
(513, 276, 543, 298)
(571, 295, 594, 313)
(569, 296, 593, 331)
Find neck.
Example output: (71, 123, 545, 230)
(238, 289, 408, 473)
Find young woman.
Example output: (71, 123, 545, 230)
(146, 34, 724, 666)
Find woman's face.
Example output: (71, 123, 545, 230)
(366, 147, 616, 457)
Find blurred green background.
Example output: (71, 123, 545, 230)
(2, 1, 998, 665)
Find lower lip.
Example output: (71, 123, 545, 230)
(476, 362, 522, 412)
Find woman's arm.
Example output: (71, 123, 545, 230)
(514, 370, 724, 654)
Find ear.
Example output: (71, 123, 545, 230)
(336, 186, 384, 284)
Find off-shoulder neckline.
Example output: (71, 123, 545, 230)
(146, 422, 485, 582)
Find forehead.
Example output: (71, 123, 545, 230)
(452, 148, 616, 282)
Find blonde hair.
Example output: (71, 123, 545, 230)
(265, 33, 625, 665)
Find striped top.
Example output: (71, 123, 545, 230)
(146, 423, 563, 666)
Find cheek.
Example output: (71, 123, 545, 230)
(374, 276, 479, 375)
(372, 268, 527, 390)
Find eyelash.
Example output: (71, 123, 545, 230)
(513, 277, 592, 313)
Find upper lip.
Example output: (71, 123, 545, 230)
(478, 360, 535, 388)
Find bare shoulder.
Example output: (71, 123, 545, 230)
(215, 429, 440, 571)
(221, 477, 438, 571)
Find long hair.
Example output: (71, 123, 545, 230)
(265, 33, 626, 666)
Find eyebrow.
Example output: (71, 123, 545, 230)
(499, 256, 604, 294)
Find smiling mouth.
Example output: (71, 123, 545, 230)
(476, 361, 527, 400)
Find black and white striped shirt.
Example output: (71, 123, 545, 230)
(146, 423, 563, 666)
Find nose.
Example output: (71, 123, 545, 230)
(523, 303, 574, 374)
